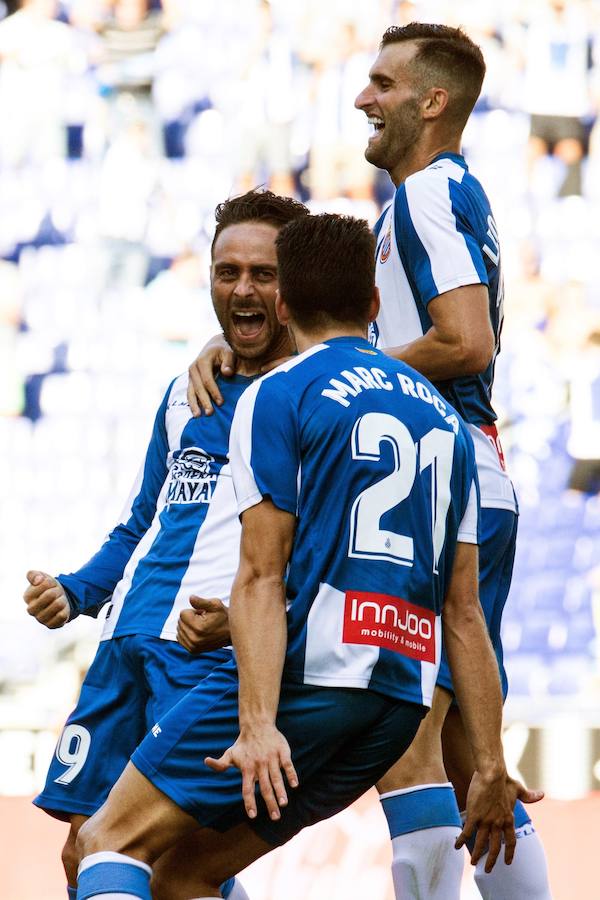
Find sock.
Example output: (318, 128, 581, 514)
(380, 783, 463, 900)
(77, 851, 152, 900)
(474, 801, 552, 900)
(461, 801, 552, 900)
(68, 888, 77, 900)
(221, 877, 250, 899)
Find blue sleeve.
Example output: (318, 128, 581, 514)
(229, 376, 300, 517)
(57, 383, 173, 619)
(393, 175, 488, 308)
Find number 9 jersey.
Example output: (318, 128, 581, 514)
(229, 336, 478, 709)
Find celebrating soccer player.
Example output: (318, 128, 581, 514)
(23, 189, 309, 900)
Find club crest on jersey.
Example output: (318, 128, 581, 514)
(342, 591, 436, 663)
(166, 447, 216, 505)
(379, 223, 392, 263)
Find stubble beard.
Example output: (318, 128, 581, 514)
(365, 102, 424, 175)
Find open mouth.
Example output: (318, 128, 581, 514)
(368, 116, 385, 140)
(231, 310, 266, 340)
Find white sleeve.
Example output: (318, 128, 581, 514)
(228, 380, 264, 515)
(457, 478, 479, 544)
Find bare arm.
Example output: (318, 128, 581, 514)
(187, 333, 236, 416)
(444, 542, 543, 870)
(382, 284, 495, 382)
(205, 500, 298, 820)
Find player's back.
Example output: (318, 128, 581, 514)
(231, 337, 477, 708)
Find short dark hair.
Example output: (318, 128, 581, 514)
(275, 214, 375, 330)
(211, 189, 309, 255)
(381, 23, 485, 128)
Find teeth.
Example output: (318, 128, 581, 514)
(235, 312, 261, 317)
(367, 116, 384, 127)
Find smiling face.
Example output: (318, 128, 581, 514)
(355, 41, 425, 181)
(211, 221, 289, 374)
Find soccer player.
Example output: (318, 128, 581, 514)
(185, 24, 551, 900)
(353, 23, 552, 900)
(73, 213, 538, 900)
(23, 189, 309, 900)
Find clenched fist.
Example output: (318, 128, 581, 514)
(177, 595, 230, 652)
(23, 571, 70, 629)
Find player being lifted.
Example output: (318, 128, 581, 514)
(187, 23, 552, 900)
(353, 24, 552, 900)
(74, 212, 537, 900)
(23, 189, 309, 900)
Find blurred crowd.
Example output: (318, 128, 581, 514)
(2, 0, 600, 776)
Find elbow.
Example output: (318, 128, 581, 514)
(452, 335, 494, 376)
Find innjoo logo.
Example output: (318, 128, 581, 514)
(342, 591, 436, 663)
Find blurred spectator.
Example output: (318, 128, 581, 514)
(515, 0, 598, 198)
(568, 327, 600, 494)
(0, 0, 79, 166)
(307, 20, 374, 201)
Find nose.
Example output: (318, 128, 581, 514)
(233, 273, 255, 299)
(355, 84, 371, 110)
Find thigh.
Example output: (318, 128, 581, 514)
(133, 667, 426, 846)
(131, 659, 247, 832)
(34, 638, 147, 820)
(255, 689, 426, 846)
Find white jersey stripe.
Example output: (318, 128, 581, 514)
(404, 162, 480, 295)
(303, 581, 380, 688)
(159, 468, 240, 639)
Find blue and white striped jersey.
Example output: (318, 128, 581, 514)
(229, 337, 478, 708)
(58, 373, 252, 642)
(371, 152, 515, 511)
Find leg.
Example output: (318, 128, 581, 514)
(77, 764, 272, 900)
(151, 825, 269, 900)
(62, 814, 89, 891)
(445, 509, 552, 898)
(376, 687, 463, 900)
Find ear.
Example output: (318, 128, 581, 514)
(368, 286, 380, 323)
(422, 87, 449, 120)
(275, 290, 291, 326)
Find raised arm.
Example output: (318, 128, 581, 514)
(27, 385, 172, 624)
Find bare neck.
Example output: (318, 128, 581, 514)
(389, 134, 462, 187)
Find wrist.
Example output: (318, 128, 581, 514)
(474, 761, 506, 783)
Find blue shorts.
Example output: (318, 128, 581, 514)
(437, 506, 517, 699)
(34, 636, 232, 820)
(133, 659, 426, 847)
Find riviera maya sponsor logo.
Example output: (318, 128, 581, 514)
(166, 447, 216, 505)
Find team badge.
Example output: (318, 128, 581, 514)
(380, 223, 392, 263)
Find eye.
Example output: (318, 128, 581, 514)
(256, 270, 275, 281)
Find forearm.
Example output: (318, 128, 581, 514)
(443, 604, 505, 777)
(230, 572, 287, 728)
(383, 328, 475, 382)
